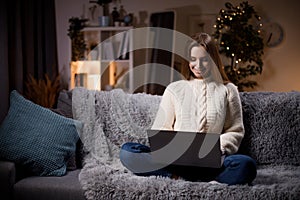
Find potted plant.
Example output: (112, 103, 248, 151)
(90, 0, 112, 26)
(25, 74, 61, 108)
(68, 17, 88, 61)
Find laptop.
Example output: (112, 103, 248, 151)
(147, 129, 222, 168)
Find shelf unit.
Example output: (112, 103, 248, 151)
(70, 26, 134, 92)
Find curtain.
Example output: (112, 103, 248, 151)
(0, 0, 58, 122)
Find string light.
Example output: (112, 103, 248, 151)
(214, 1, 264, 90)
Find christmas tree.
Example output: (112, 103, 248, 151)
(213, 1, 264, 91)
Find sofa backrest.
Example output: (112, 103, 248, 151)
(112, 90, 299, 166)
(59, 90, 300, 167)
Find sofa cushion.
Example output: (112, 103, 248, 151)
(55, 90, 85, 169)
(56, 89, 73, 119)
(238, 91, 300, 165)
(0, 90, 82, 176)
(14, 169, 85, 200)
(52, 90, 77, 170)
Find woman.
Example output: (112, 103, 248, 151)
(120, 32, 257, 185)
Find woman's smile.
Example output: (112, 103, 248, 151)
(189, 46, 210, 79)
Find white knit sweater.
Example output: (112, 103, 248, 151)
(151, 79, 245, 155)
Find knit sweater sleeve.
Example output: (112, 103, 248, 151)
(220, 83, 245, 155)
(151, 87, 175, 130)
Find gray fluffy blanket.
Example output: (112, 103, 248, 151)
(72, 88, 300, 200)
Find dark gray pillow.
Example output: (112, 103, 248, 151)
(54, 90, 85, 170)
(238, 91, 300, 165)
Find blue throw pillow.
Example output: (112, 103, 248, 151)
(0, 90, 82, 176)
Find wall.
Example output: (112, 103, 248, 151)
(55, 0, 300, 92)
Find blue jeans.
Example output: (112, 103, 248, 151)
(120, 142, 257, 185)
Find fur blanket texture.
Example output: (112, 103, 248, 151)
(72, 88, 300, 200)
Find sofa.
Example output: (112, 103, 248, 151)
(0, 88, 299, 200)
(0, 90, 85, 200)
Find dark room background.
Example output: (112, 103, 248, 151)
(0, 0, 58, 122)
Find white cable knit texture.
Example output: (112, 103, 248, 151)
(193, 80, 207, 132)
(152, 79, 244, 155)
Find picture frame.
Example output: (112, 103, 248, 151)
(189, 14, 217, 35)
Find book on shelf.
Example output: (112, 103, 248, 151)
(117, 31, 130, 60)
(75, 73, 88, 87)
(122, 31, 129, 59)
(89, 49, 98, 60)
(103, 41, 115, 60)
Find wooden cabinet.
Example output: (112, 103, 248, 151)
(70, 26, 133, 92)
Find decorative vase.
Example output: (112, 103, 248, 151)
(123, 14, 133, 26)
(99, 16, 110, 27)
